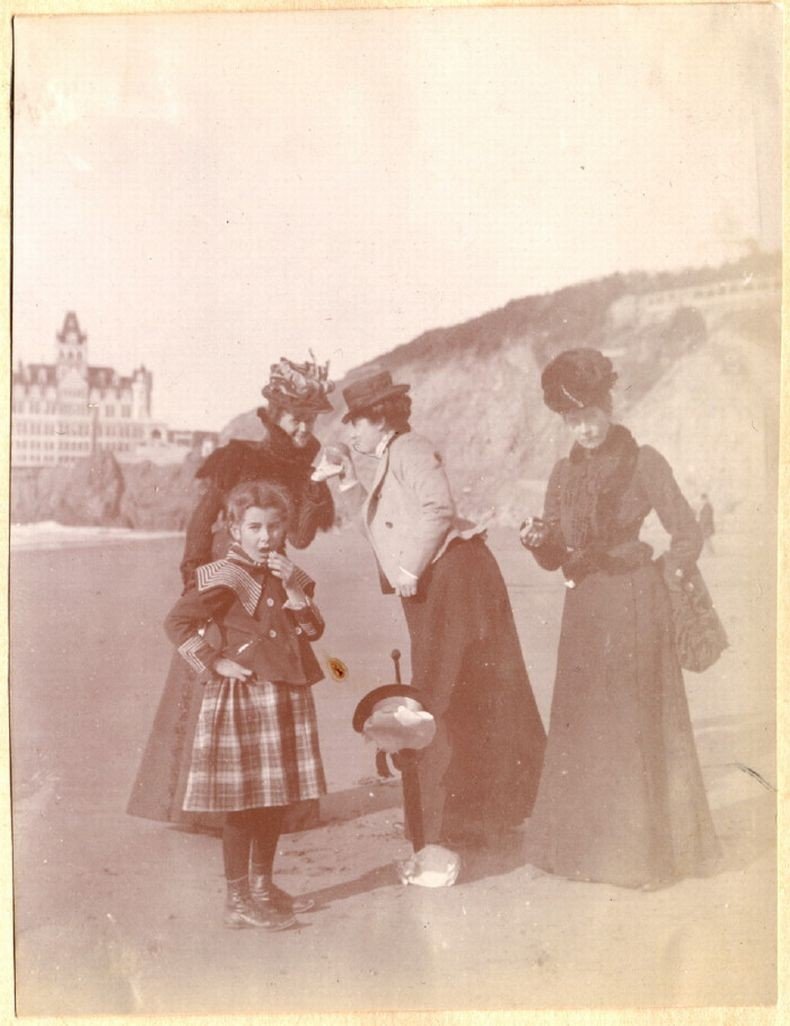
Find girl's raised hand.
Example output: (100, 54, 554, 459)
(266, 551, 296, 588)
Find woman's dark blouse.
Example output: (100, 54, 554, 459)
(533, 431, 702, 580)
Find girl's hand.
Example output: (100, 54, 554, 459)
(213, 657, 253, 682)
(266, 551, 296, 587)
(394, 568, 419, 598)
(520, 517, 550, 549)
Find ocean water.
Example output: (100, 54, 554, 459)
(10, 521, 184, 551)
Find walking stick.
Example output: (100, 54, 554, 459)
(351, 651, 432, 855)
(389, 650, 425, 853)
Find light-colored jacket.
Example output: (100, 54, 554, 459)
(346, 431, 484, 590)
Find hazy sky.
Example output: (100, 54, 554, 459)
(12, 6, 781, 431)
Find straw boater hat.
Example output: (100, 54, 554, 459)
(259, 355, 335, 420)
(340, 370, 411, 424)
(541, 348, 618, 414)
(352, 685, 435, 754)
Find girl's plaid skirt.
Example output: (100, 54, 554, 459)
(183, 678, 326, 812)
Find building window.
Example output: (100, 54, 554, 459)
(121, 405, 131, 418)
(30, 401, 40, 414)
(17, 421, 26, 434)
(105, 405, 115, 417)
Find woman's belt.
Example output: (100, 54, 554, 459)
(561, 538, 653, 589)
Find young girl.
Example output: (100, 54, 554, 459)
(164, 480, 327, 928)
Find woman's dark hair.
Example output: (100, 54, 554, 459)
(561, 394, 613, 419)
(261, 398, 286, 424)
(258, 399, 317, 427)
(356, 393, 412, 433)
(225, 480, 293, 527)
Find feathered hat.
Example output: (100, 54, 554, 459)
(259, 353, 335, 418)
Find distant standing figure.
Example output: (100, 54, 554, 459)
(520, 348, 720, 889)
(336, 370, 546, 853)
(698, 494, 715, 554)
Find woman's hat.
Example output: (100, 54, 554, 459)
(352, 684, 432, 732)
(341, 370, 411, 424)
(541, 348, 618, 413)
(261, 355, 335, 417)
(352, 684, 435, 754)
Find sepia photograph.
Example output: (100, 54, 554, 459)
(7, 2, 782, 1018)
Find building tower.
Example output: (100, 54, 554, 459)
(55, 311, 88, 381)
(131, 365, 152, 420)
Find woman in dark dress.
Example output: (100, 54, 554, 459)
(127, 357, 335, 837)
(520, 349, 720, 889)
(336, 370, 546, 854)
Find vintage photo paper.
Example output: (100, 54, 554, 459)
(3, 1, 784, 1023)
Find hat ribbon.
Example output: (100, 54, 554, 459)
(560, 383, 586, 408)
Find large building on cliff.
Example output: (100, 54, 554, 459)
(12, 312, 217, 468)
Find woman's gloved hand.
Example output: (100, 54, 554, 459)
(519, 516, 550, 549)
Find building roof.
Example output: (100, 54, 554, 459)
(14, 361, 135, 392)
(13, 363, 57, 387)
(57, 311, 86, 344)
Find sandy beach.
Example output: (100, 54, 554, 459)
(9, 524, 776, 1015)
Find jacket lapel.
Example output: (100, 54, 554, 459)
(364, 444, 391, 526)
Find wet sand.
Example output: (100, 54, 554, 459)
(9, 525, 776, 1014)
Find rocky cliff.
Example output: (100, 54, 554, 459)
(223, 253, 781, 524)
(11, 451, 204, 529)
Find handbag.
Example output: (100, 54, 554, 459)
(661, 559, 729, 673)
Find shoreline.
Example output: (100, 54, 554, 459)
(9, 521, 185, 551)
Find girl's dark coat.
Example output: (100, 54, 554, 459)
(127, 417, 333, 832)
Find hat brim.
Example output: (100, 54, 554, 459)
(341, 383, 411, 423)
(261, 385, 334, 415)
(352, 684, 431, 733)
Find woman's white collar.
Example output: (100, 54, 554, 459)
(375, 431, 397, 459)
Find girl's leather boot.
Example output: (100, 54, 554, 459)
(224, 877, 296, 930)
(250, 872, 315, 914)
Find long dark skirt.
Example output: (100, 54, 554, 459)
(126, 652, 320, 833)
(401, 537, 546, 844)
(523, 561, 721, 888)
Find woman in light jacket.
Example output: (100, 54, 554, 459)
(336, 370, 546, 850)
(520, 348, 720, 888)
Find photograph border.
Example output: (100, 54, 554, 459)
(1, 1, 785, 1024)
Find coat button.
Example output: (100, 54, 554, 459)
(266, 597, 275, 607)
(295, 627, 302, 635)
(268, 629, 277, 639)
(385, 521, 393, 528)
